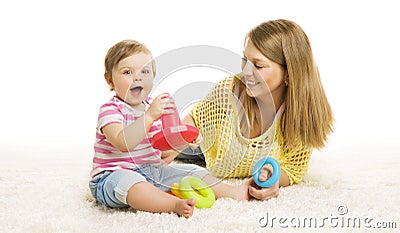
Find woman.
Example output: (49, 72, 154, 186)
(178, 19, 334, 200)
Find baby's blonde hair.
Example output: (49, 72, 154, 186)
(104, 39, 156, 80)
(236, 19, 334, 149)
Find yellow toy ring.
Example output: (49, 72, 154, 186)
(171, 176, 215, 208)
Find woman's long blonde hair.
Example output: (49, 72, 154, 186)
(236, 19, 333, 149)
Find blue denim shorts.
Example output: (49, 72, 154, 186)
(89, 163, 209, 208)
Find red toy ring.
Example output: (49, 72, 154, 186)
(151, 94, 199, 151)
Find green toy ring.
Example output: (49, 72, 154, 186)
(179, 176, 215, 208)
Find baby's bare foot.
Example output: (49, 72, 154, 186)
(174, 198, 196, 218)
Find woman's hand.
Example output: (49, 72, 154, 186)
(161, 150, 177, 164)
(188, 133, 203, 150)
(248, 166, 280, 200)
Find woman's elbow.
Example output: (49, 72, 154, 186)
(279, 170, 291, 187)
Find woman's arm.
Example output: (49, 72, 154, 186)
(277, 168, 290, 187)
(249, 145, 312, 200)
(161, 149, 179, 164)
(182, 114, 196, 126)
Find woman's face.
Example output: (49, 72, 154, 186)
(241, 39, 287, 101)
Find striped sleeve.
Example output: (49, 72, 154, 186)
(97, 101, 124, 134)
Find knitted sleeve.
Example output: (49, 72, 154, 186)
(189, 78, 231, 125)
(189, 79, 228, 164)
(272, 124, 312, 185)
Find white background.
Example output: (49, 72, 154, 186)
(0, 0, 399, 154)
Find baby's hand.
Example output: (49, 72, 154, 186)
(147, 93, 176, 121)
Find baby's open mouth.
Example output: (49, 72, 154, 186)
(130, 86, 143, 96)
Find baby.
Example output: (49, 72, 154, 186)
(89, 39, 249, 218)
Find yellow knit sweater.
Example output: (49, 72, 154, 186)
(190, 76, 312, 184)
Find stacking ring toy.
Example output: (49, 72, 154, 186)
(152, 94, 199, 151)
(252, 157, 281, 188)
(171, 176, 215, 208)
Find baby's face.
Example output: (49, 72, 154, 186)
(111, 52, 154, 108)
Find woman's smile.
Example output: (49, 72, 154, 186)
(245, 80, 260, 89)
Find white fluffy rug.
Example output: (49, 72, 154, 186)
(1, 143, 399, 233)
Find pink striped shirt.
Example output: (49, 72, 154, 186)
(91, 97, 162, 177)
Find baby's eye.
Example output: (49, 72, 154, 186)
(124, 70, 133, 75)
(141, 69, 150, 74)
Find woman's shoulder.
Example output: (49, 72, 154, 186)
(204, 76, 236, 102)
(217, 75, 240, 87)
(211, 75, 241, 95)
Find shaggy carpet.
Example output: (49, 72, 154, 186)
(0, 143, 399, 233)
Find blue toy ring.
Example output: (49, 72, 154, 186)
(252, 157, 281, 188)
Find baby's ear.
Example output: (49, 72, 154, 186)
(104, 73, 114, 91)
